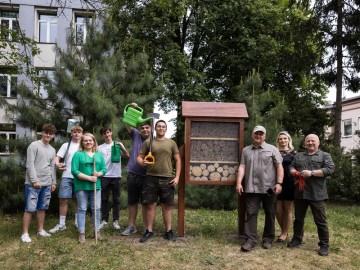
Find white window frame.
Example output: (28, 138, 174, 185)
(0, 131, 16, 154)
(0, 10, 19, 41)
(0, 73, 17, 98)
(38, 13, 57, 43)
(74, 14, 92, 45)
(356, 117, 360, 136)
(342, 119, 352, 137)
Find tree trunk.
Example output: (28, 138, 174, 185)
(334, 0, 343, 147)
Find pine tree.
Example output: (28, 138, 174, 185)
(2, 18, 158, 212)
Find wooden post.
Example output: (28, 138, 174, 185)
(178, 145, 185, 237)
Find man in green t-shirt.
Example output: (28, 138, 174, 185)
(137, 120, 181, 243)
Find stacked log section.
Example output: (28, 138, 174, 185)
(190, 163, 238, 181)
(190, 140, 239, 161)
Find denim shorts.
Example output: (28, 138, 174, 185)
(25, 184, 51, 212)
(127, 172, 144, 205)
(58, 177, 75, 199)
(141, 175, 175, 205)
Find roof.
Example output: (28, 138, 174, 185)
(182, 101, 248, 118)
(324, 95, 360, 109)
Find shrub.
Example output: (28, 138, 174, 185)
(185, 185, 238, 210)
(0, 156, 26, 213)
(326, 146, 360, 203)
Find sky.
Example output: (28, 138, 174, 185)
(154, 103, 177, 138)
(327, 87, 359, 103)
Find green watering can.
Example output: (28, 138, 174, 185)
(123, 104, 152, 128)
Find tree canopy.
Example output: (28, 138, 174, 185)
(106, 0, 332, 142)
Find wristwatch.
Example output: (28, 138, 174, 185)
(311, 171, 315, 176)
(276, 182, 283, 186)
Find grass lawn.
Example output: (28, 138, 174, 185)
(0, 203, 359, 270)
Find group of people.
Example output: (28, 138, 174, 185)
(20, 103, 181, 244)
(236, 125, 335, 256)
(20, 118, 335, 256)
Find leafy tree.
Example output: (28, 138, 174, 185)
(107, 0, 331, 143)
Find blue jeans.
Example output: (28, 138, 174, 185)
(76, 190, 101, 233)
(24, 184, 51, 212)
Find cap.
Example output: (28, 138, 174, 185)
(253, 125, 266, 134)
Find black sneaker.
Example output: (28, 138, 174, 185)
(164, 230, 177, 241)
(140, 229, 154, 243)
(241, 241, 255, 252)
(287, 238, 302, 248)
(318, 245, 329, 256)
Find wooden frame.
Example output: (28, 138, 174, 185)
(178, 101, 248, 237)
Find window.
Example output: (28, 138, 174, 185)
(0, 10, 19, 41)
(75, 15, 92, 45)
(0, 74, 17, 97)
(39, 14, 57, 43)
(0, 132, 16, 154)
(356, 117, 360, 135)
(37, 70, 55, 99)
(343, 119, 352, 136)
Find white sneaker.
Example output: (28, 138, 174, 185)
(113, 220, 120, 230)
(75, 217, 78, 228)
(99, 220, 108, 230)
(121, 226, 137, 236)
(37, 229, 51, 237)
(20, 233, 32, 243)
(49, 224, 67, 233)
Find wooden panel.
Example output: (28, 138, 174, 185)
(182, 101, 248, 118)
(186, 120, 240, 184)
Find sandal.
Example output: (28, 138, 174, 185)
(276, 233, 288, 242)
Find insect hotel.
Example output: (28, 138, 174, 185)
(178, 101, 248, 236)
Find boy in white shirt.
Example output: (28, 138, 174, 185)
(49, 126, 83, 233)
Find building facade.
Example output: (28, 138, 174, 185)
(0, 0, 101, 155)
(325, 96, 360, 152)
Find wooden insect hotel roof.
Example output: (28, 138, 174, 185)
(182, 101, 248, 118)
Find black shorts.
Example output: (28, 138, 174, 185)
(126, 172, 144, 205)
(141, 175, 175, 205)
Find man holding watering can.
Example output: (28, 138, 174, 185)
(122, 103, 152, 236)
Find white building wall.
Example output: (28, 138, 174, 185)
(0, 0, 102, 146)
(340, 98, 360, 151)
